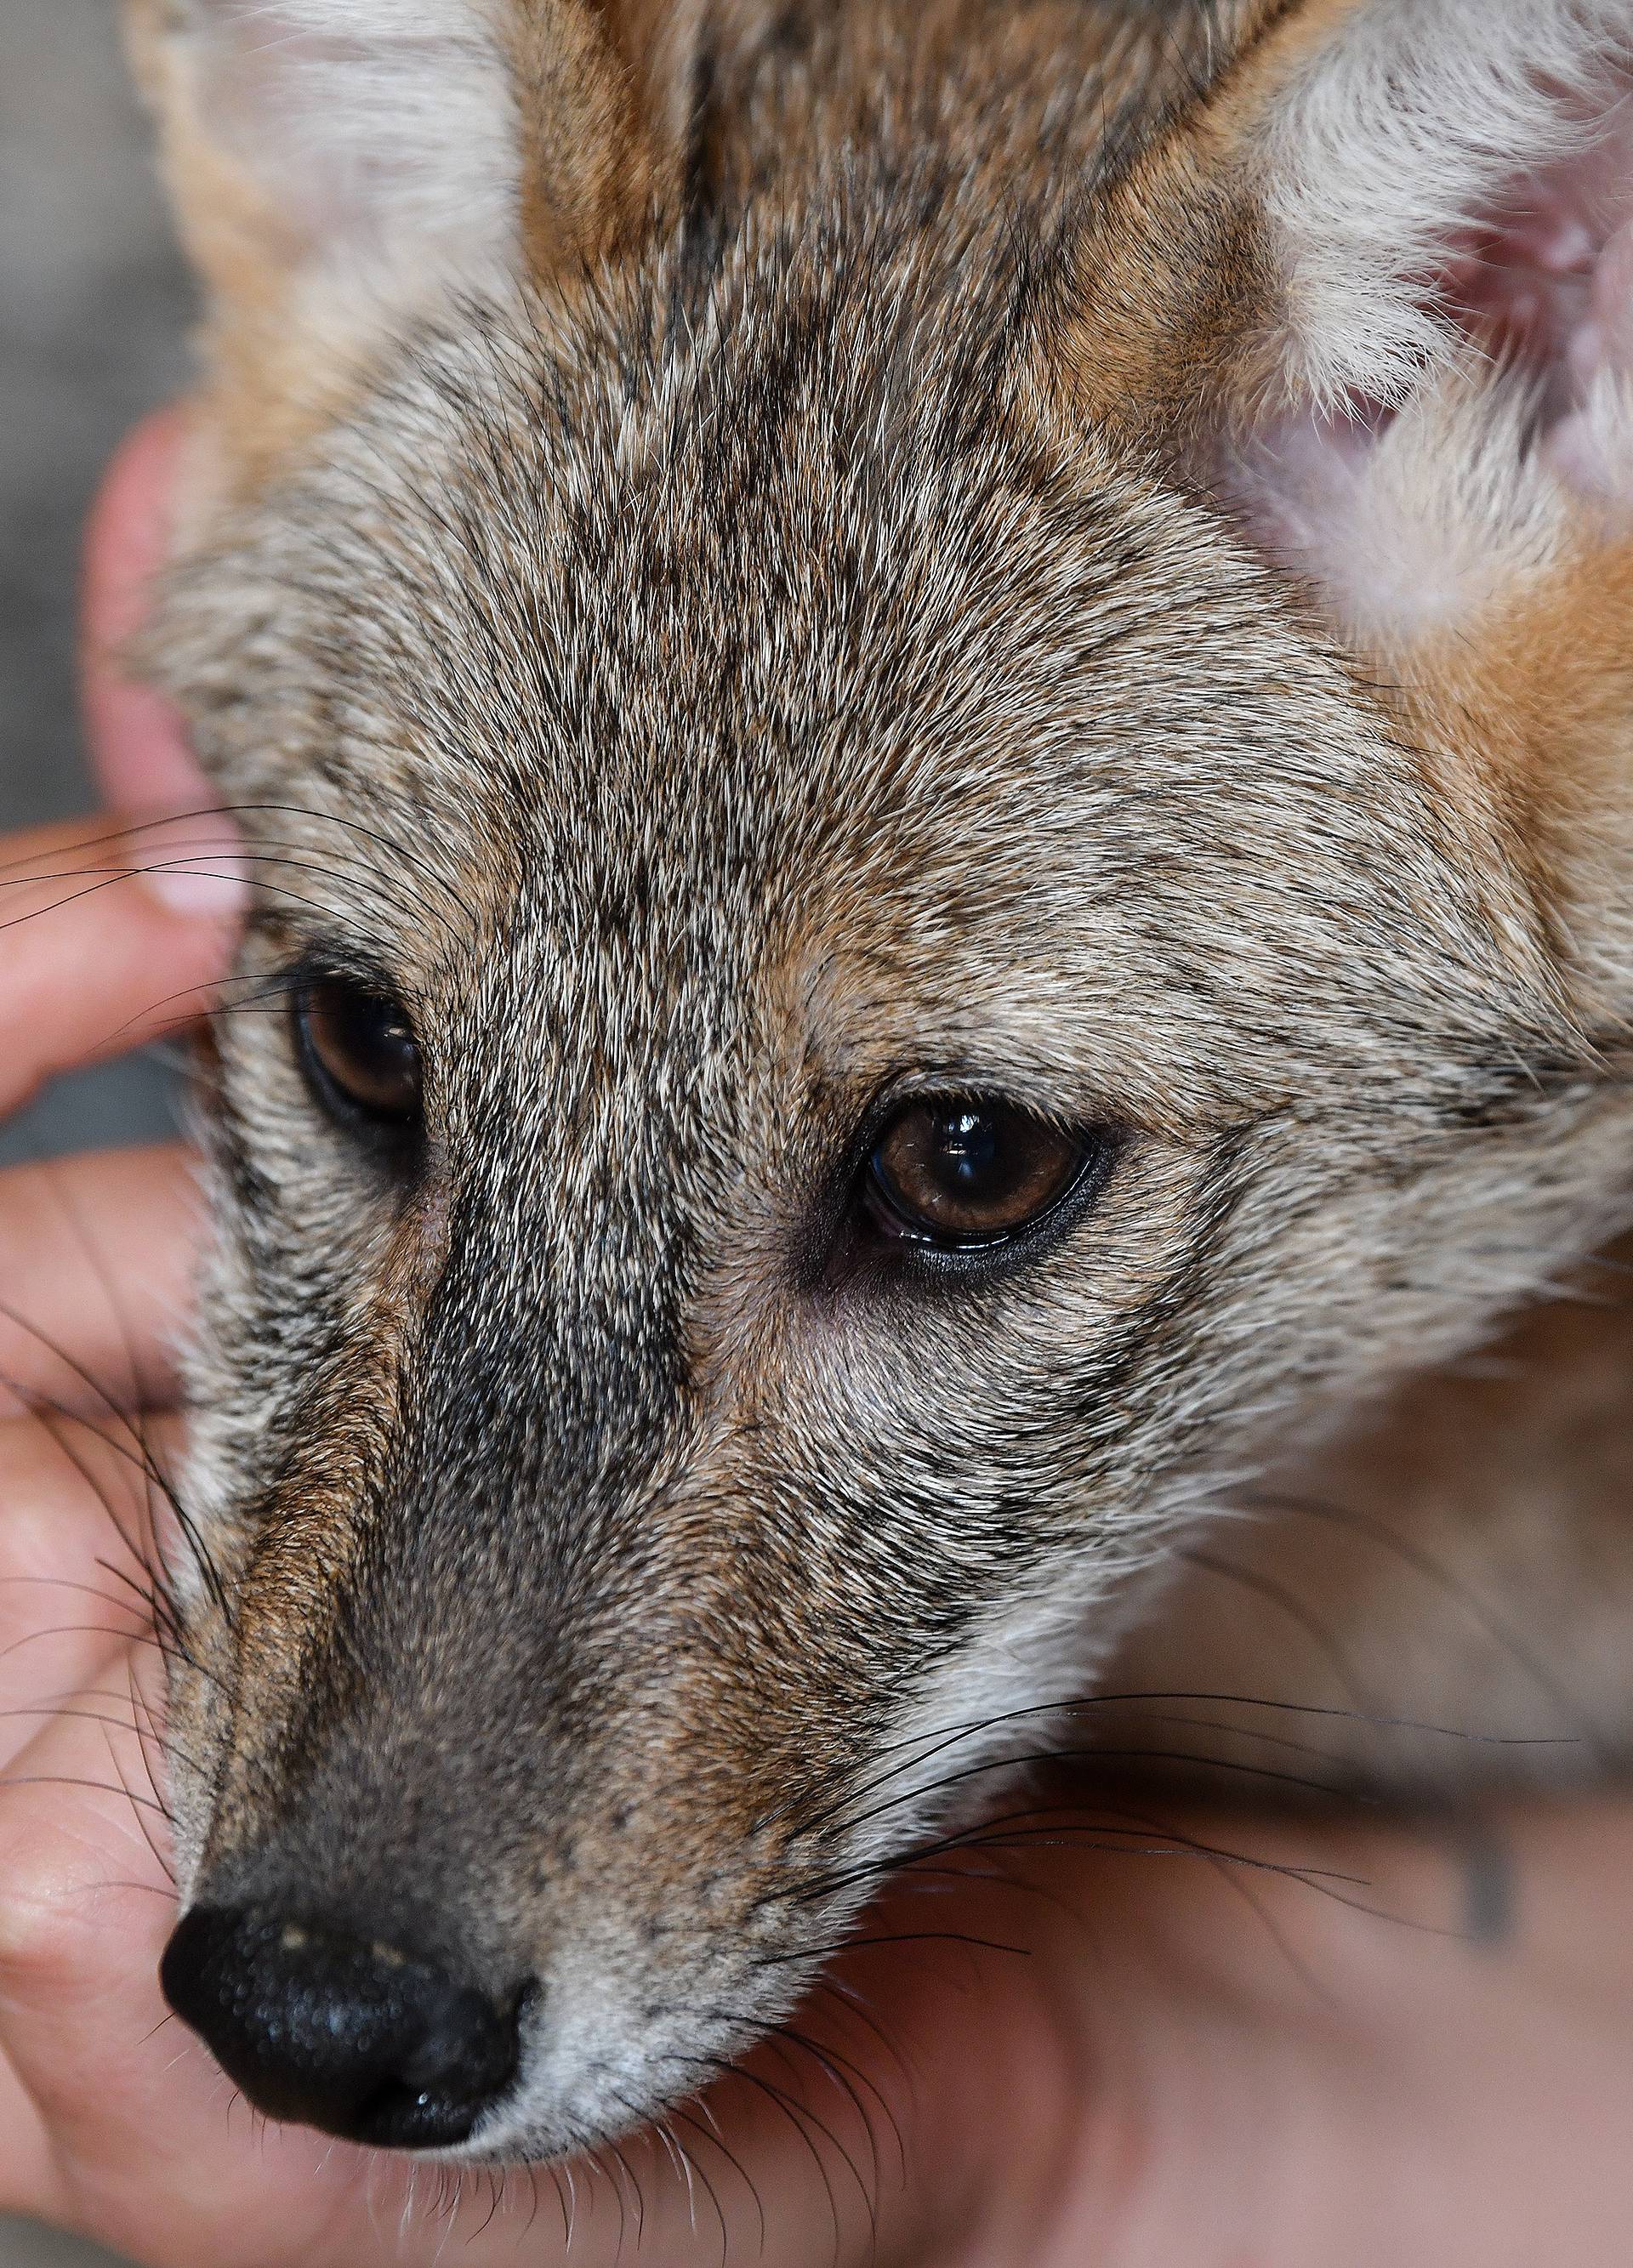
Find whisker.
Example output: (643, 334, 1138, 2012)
(672, 2056, 844, 2257)
(781, 1684, 1560, 1847)
(644, 2110, 701, 2240)
(771, 2023, 889, 2201)
(102, 1719, 179, 1884)
(669, 2102, 765, 2254)
(94, 1560, 187, 1652)
(1250, 1489, 1611, 1759)
(0, 1301, 230, 1633)
(0, 1622, 179, 1666)
(600, 2129, 649, 2251)
(760, 1927, 1029, 1968)
(0, 801, 475, 950)
(1178, 1544, 1380, 1714)
(807, 1975, 914, 2093)
(907, 1806, 1469, 1939)
(0, 864, 351, 941)
(0, 1699, 194, 1771)
(0, 1771, 172, 1815)
(20, 1405, 200, 1662)
(811, 1740, 1380, 1873)
(786, 1794, 1372, 1916)
(124, 1655, 182, 1798)
(1091, 1794, 1339, 2004)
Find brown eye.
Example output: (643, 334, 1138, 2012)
(866, 1098, 1090, 1250)
(294, 973, 422, 1131)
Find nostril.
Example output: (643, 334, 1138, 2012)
(160, 1905, 523, 2149)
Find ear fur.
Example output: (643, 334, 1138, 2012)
(1070, 1, 1630, 411)
(1065, 1, 1633, 634)
(1057, 0, 1633, 1004)
(125, 0, 651, 484)
(1245, 0, 1630, 415)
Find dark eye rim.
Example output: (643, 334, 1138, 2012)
(288, 955, 425, 1146)
(862, 1100, 1086, 1252)
(818, 1086, 1123, 1287)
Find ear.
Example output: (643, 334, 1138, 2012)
(124, 0, 653, 484)
(1064, 0, 1633, 647)
(1057, 0, 1633, 1010)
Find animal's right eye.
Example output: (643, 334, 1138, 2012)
(864, 1097, 1091, 1252)
(293, 972, 423, 1134)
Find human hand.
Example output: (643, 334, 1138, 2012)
(3, 412, 1630, 2268)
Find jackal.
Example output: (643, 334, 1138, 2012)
(119, 0, 1633, 2162)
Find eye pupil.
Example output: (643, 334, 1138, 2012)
(295, 973, 423, 1131)
(867, 1097, 1090, 1252)
(939, 1110, 999, 1194)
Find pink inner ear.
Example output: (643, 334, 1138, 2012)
(1547, 211, 1633, 501)
(1445, 93, 1633, 497)
(1221, 91, 1633, 640)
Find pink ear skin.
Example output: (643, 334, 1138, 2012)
(1457, 96, 1633, 517)
(1224, 87, 1633, 639)
(80, 409, 248, 917)
(1569, 221, 1633, 384)
(1445, 197, 1598, 381)
(1548, 218, 1633, 510)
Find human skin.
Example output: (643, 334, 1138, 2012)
(0, 412, 1628, 2267)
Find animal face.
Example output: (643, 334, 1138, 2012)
(127, 0, 1633, 2161)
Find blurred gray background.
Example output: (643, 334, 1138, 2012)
(1, 0, 188, 1173)
(2, 2, 191, 2260)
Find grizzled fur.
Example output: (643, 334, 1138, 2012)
(128, 0, 1633, 2160)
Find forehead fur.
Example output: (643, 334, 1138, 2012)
(162, 182, 1557, 1140)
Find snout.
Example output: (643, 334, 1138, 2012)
(160, 1906, 525, 2148)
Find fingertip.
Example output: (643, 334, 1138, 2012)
(83, 408, 191, 645)
(82, 407, 211, 817)
(111, 793, 248, 924)
(134, 833, 250, 923)
(87, 679, 208, 823)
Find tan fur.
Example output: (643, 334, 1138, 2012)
(1415, 543, 1633, 1010)
(122, 0, 356, 492)
(507, 1, 656, 276)
(125, 0, 655, 494)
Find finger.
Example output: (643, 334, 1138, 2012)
(81, 409, 213, 818)
(0, 1659, 270, 2257)
(0, 816, 244, 1118)
(0, 1146, 202, 1419)
(0, 1669, 536, 2268)
(0, 2052, 51, 2231)
(0, 1411, 182, 1776)
(0, 1660, 896, 2268)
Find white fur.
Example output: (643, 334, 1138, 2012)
(1254, 0, 1630, 412)
(1227, 0, 1633, 639)
(856, 1472, 1238, 1868)
(180, 0, 521, 276)
(1222, 364, 1617, 644)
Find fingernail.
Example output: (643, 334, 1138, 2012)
(143, 860, 249, 918)
(129, 814, 250, 920)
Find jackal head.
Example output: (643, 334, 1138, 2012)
(122, 0, 1633, 2161)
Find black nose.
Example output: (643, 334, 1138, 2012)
(160, 1906, 522, 2148)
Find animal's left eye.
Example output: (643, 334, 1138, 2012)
(293, 972, 423, 1132)
(864, 1097, 1090, 1250)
